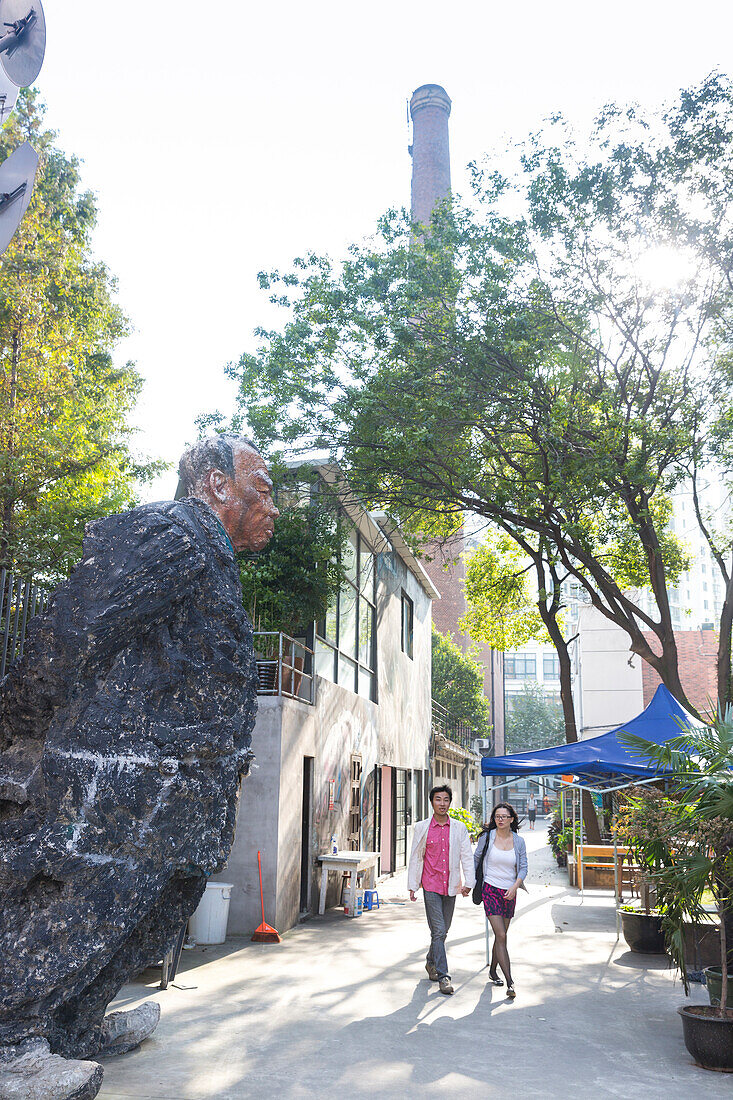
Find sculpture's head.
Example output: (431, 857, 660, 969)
(178, 434, 279, 552)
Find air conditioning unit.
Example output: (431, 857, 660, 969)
(473, 738, 491, 752)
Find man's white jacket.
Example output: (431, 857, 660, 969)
(407, 816, 476, 896)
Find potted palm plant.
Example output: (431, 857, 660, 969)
(615, 794, 668, 954)
(548, 816, 567, 867)
(622, 713, 733, 1072)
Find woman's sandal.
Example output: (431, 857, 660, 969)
(506, 984, 516, 999)
(488, 970, 504, 986)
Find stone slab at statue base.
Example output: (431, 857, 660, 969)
(0, 1039, 103, 1100)
(88, 1001, 160, 1059)
(0, 1001, 160, 1100)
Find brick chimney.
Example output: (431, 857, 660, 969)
(409, 83, 452, 227)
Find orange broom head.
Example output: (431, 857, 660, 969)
(251, 921, 281, 943)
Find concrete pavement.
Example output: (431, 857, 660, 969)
(97, 823, 728, 1099)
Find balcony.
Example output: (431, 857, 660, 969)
(431, 699, 486, 753)
(254, 631, 315, 705)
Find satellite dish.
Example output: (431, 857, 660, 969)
(0, 68, 18, 126)
(0, 0, 45, 88)
(0, 140, 38, 255)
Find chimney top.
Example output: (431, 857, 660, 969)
(408, 83, 452, 227)
(409, 84, 452, 120)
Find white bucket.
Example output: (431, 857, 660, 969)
(188, 882, 233, 945)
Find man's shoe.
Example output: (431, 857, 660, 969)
(438, 977, 454, 995)
(425, 962, 438, 982)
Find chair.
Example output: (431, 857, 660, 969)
(363, 889, 380, 911)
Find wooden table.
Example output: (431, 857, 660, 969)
(574, 844, 630, 890)
(317, 850, 379, 916)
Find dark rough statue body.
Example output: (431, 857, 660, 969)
(0, 436, 278, 1097)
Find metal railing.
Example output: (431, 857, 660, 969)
(0, 568, 49, 679)
(254, 631, 315, 705)
(431, 699, 483, 753)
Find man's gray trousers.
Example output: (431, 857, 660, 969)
(423, 891, 456, 980)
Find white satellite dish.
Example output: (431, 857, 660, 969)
(0, 0, 45, 88)
(0, 140, 38, 255)
(0, 68, 18, 126)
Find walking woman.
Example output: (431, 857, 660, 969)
(474, 802, 528, 998)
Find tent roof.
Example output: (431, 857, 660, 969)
(482, 685, 700, 788)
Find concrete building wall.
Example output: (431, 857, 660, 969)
(215, 700, 283, 937)
(575, 606, 644, 737)
(375, 547, 432, 768)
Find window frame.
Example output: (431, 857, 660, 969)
(401, 589, 414, 660)
(315, 526, 377, 700)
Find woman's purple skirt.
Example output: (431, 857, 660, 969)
(482, 880, 516, 919)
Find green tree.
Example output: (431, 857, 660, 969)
(431, 626, 492, 739)
(505, 682, 564, 754)
(0, 91, 159, 582)
(223, 75, 733, 714)
(461, 531, 548, 652)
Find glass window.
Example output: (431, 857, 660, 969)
(401, 590, 414, 659)
(543, 653, 560, 680)
(343, 531, 358, 586)
(358, 596, 374, 668)
(315, 639, 336, 682)
(338, 652, 357, 692)
(359, 545, 374, 597)
(314, 521, 377, 700)
(505, 653, 536, 679)
(317, 592, 338, 645)
(358, 667, 374, 700)
(339, 583, 358, 659)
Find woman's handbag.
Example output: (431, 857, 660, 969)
(472, 830, 491, 905)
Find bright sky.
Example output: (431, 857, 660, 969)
(35, 1, 732, 500)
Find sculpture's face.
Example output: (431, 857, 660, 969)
(209, 445, 279, 553)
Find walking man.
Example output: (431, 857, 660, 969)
(408, 785, 475, 995)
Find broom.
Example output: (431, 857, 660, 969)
(251, 850, 281, 943)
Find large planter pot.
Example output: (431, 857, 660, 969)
(683, 920, 722, 974)
(705, 967, 733, 1009)
(620, 909, 667, 954)
(555, 852, 567, 868)
(678, 1005, 733, 1072)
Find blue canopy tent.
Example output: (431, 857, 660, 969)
(478, 684, 702, 945)
(481, 684, 701, 792)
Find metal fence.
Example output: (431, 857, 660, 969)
(0, 569, 49, 679)
(431, 699, 482, 752)
(253, 631, 315, 705)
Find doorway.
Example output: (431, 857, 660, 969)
(300, 756, 314, 913)
(394, 768, 410, 869)
(348, 754, 362, 850)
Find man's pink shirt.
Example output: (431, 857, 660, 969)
(421, 816, 451, 894)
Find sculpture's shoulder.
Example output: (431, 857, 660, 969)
(82, 498, 232, 572)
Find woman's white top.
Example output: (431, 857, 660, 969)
(484, 842, 517, 890)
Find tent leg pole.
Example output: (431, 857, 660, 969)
(578, 790, 584, 900)
(485, 910, 490, 968)
(572, 790, 577, 892)
(613, 795, 620, 941)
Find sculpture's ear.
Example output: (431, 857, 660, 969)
(208, 468, 229, 502)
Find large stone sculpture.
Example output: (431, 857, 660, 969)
(0, 435, 278, 1099)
